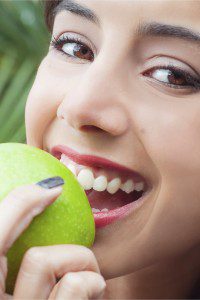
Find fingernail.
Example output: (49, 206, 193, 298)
(36, 176, 64, 189)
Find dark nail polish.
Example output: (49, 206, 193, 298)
(36, 176, 64, 189)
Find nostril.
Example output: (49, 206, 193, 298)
(81, 125, 104, 133)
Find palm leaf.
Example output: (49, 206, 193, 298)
(0, 0, 49, 143)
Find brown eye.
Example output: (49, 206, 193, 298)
(142, 66, 200, 91)
(51, 34, 95, 62)
(143, 68, 188, 86)
(62, 42, 94, 61)
(167, 70, 187, 85)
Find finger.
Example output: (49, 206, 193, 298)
(14, 245, 101, 299)
(54, 271, 106, 300)
(0, 183, 63, 255)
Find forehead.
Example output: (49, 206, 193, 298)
(54, 0, 200, 32)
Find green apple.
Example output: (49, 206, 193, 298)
(0, 143, 95, 294)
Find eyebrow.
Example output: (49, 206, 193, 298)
(137, 22, 200, 44)
(54, 0, 100, 26)
(54, 0, 200, 45)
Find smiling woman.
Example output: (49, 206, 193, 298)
(25, 0, 200, 298)
(1, 0, 200, 299)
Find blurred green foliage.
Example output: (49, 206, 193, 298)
(0, 0, 50, 143)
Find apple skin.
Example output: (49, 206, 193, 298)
(0, 143, 95, 294)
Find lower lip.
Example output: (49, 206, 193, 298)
(89, 191, 149, 228)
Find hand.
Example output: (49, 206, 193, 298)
(0, 184, 106, 299)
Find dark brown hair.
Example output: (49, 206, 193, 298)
(44, 0, 62, 32)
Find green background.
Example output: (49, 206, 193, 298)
(0, 0, 49, 143)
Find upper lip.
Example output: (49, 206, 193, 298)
(51, 145, 147, 184)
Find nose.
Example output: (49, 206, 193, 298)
(57, 62, 130, 136)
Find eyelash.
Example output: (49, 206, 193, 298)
(51, 35, 94, 61)
(51, 35, 200, 91)
(143, 65, 200, 91)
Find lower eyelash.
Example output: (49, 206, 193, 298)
(160, 81, 198, 90)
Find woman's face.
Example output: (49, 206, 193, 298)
(25, 0, 200, 279)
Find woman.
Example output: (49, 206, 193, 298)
(1, 0, 200, 298)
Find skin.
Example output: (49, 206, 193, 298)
(1, 0, 200, 298)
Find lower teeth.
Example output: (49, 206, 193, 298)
(92, 208, 109, 213)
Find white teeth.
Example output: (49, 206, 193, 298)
(120, 179, 135, 194)
(60, 154, 145, 195)
(67, 163, 77, 176)
(101, 208, 109, 212)
(93, 175, 108, 192)
(92, 208, 109, 213)
(107, 178, 121, 194)
(60, 153, 69, 163)
(135, 182, 144, 192)
(92, 208, 101, 213)
(77, 168, 94, 190)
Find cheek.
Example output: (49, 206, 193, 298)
(137, 99, 200, 180)
(25, 57, 71, 147)
(153, 109, 200, 181)
(137, 100, 200, 256)
(25, 79, 60, 148)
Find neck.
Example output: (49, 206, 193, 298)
(104, 245, 200, 299)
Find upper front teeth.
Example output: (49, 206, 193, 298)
(67, 163, 77, 176)
(107, 178, 121, 194)
(77, 169, 94, 190)
(60, 154, 145, 195)
(93, 175, 108, 191)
